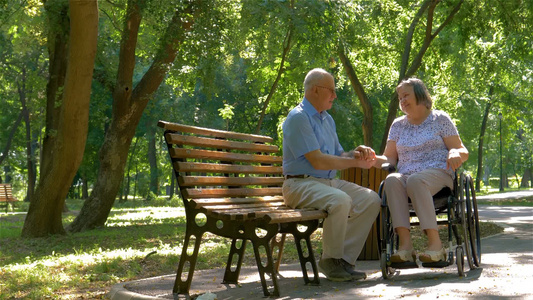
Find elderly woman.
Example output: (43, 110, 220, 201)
(373, 78, 469, 263)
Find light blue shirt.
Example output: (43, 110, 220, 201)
(282, 98, 344, 179)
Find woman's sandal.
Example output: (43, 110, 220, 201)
(390, 249, 417, 263)
(419, 248, 446, 263)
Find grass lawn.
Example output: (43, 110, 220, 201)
(0, 196, 507, 299)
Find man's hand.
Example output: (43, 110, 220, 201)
(353, 145, 376, 161)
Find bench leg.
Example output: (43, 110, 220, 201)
(222, 238, 247, 284)
(173, 228, 204, 295)
(271, 233, 286, 274)
(249, 223, 280, 297)
(284, 221, 321, 286)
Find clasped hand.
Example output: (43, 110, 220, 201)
(353, 146, 376, 161)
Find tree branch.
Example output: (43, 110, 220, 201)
(338, 42, 373, 147)
(255, 0, 294, 134)
(400, 0, 432, 79)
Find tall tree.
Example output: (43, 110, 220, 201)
(68, 0, 226, 232)
(22, 0, 98, 237)
(379, 0, 464, 152)
(475, 86, 493, 191)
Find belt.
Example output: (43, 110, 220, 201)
(285, 174, 308, 179)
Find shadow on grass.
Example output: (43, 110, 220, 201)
(1, 216, 185, 263)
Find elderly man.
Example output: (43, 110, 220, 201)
(282, 68, 380, 281)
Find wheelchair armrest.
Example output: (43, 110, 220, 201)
(381, 163, 396, 172)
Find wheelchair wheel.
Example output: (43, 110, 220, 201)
(456, 246, 465, 277)
(465, 174, 481, 267)
(380, 252, 395, 279)
(379, 189, 396, 279)
(458, 173, 475, 270)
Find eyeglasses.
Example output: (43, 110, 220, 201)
(315, 85, 336, 95)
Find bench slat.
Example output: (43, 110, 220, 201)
(175, 162, 282, 175)
(170, 148, 282, 165)
(198, 201, 285, 211)
(260, 210, 328, 224)
(191, 196, 284, 206)
(158, 121, 273, 144)
(165, 133, 279, 154)
(207, 205, 287, 220)
(185, 187, 282, 199)
(209, 205, 294, 217)
(205, 206, 321, 222)
(179, 176, 284, 187)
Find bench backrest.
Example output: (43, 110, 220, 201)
(158, 121, 285, 218)
(0, 184, 17, 202)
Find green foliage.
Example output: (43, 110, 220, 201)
(0, 0, 530, 224)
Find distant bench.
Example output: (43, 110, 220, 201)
(0, 183, 18, 213)
(158, 121, 328, 297)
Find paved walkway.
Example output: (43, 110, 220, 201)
(108, 191, 533, 300)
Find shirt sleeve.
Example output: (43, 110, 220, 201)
(388, 118, 401, 142)
(438, 111, 459, 137)
(284, 112, 320, 158)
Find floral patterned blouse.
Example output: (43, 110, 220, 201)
(388, 110, 459, 177)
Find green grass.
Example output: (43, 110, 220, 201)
(0, 197, 508, 299)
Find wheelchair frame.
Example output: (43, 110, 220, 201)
(379, 171, 481, 278)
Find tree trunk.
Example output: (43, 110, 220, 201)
(22, 0, 99, 237)
(0, 110, 23, 167)
(40, 0, 69, 175)
(3, 166, 12, 183)
(379, 0, 464, 153)
(18, 67, 37, 202)
(147, 121, 158, 196)
(134, 164, 139, 200)
(81, 175, 89, 199)
(522, 168, 532, 188)
(169, 170, 175, 198)
(68, 0, 200, 232)
(338, 43, 373, 147)
(475, 87, 492, 192)
(122, 137, 138, 203)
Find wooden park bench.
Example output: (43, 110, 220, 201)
(158, 121, 328, 297)
(0, 183, 18, 213)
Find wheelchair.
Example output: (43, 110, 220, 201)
(378, 165, 481, 278)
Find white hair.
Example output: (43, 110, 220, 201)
(304, 68, 332, 92)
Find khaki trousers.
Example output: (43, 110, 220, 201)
(383, 168, 453, 231)
(282, 177, 380, 265)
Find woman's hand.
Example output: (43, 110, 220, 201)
(447, 148, 463, 171)
(444, 136, 469, 171)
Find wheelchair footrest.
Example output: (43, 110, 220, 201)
(421, 261, 450, 268)
(390, 261, 419, 269)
